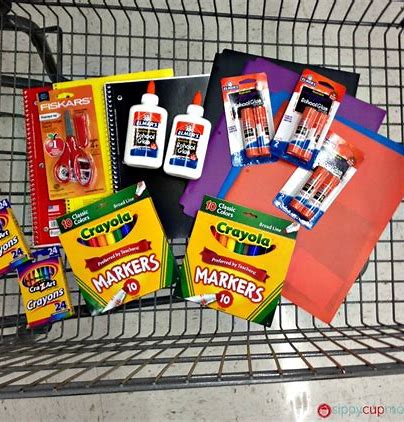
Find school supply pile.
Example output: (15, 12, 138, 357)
(15, 48, 403, 329)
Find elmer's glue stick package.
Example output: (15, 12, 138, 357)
(14, 246, 74, 328)
(176, 196, 297, 326)
(57, 182, 178, 315)
(221, 73, 275, 167)
(271, 69, 346, 169)
(274, 132, 364, 229)
(0, 199, 30, 276)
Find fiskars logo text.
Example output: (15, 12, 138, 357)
(40, 97, 92, 111)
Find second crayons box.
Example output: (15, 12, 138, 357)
(0, 199, 30, 276)
(15, 246, 74, 328)
(176, 196, 297, 326)
(57, 182, 178, 315)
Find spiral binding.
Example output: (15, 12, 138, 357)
(105, 83, 120, 191)
(23, 88, 39, 246)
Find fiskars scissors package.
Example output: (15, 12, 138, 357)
(36, 85, 107, 200)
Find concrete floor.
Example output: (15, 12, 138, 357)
(0, 1, 403, 421)
(2, 374, 404, 421)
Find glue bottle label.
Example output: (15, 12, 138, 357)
(168, 121, 204, 169)
(130, 111, 162, 158)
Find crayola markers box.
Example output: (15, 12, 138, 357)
(0, 199, 30, 276)
(57, 182, 178, 315)
(177, 196, 298, 326)
(14, 246, 74, 328)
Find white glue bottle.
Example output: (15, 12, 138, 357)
(163, 91, 211, 180)
(124, 81, 168, 169)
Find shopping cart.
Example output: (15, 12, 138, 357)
(0, 0, 403, 399)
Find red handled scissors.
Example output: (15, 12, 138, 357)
(54, 110, 95, 187)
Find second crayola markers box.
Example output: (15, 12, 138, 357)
(176, 196, 298, 326)
(57, 182, 178, 315)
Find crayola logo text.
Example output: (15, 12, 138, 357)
(40, 97, 92, 111)
(216, 222, 271, 247)
(81, 212, 133, 240)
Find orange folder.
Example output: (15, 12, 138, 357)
(225, 119, 404, 323)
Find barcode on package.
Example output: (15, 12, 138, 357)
(49, 220, 59, 229)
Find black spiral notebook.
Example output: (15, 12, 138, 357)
(105, 75, 210, 238)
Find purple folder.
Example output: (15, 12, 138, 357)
(180, 58, 386, 217)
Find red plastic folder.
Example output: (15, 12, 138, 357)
(225, 119, 404, 323)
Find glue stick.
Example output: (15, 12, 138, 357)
(289, 166, 332, 219)
(254, 105, 271, 156)
(286, 107, 316, 160)
(300, 111, 328, 162)
(241, 107, 259, 158)
(124, 81, 168, 169)
(289, 144, 354, 221)
(163, 91, 211, 180)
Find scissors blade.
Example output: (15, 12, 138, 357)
(63, 110, 75, 137)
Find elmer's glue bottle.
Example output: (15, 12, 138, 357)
(124, 81, 168, 169)
(163, 91, 211, 180)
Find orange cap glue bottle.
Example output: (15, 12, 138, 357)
(124, 81, 168, 169)
(163, 91, 211, 180)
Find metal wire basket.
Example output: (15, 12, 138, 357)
(0, 0, 403, 399)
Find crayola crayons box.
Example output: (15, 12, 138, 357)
(177, 196, 298, 326)
(56, 182, 178, 315)
(14, 246, 74, 328)
(0, 199, 30, 276)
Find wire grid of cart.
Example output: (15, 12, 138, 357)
(0, 0, 403, 398)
